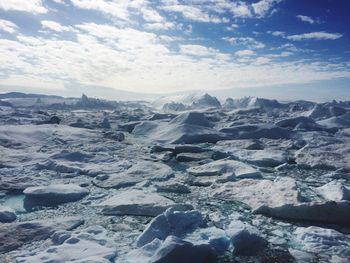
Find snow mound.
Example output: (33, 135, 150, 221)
(305, 104, 346, 120)
(223, 97, 282, 109)
(169, 111, 213, 127)
(275, 116, 324, 131)
(191, 93, 221, 108)
(133, 112, 228, 144)
(153, 93, 221, 111)
(317, 112, 350, 129)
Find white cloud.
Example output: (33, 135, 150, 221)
(296, 15, 317, 24)
(144, 22, 175, 30)
(225, 23, 239, 31)
(0, 75, 65, 90)
(41, 20, 72, 32)
(142, 8, 164, 22)
(287, 31, 343, 41)
(160, 1, 225, 23)
(0, 19, 18, 34)
(70, 0, 145, 21)
(223, 37, 265, 49)
(254, 57, 271, 65)
(179, 44, 217, 57)
(252, 0, 281, 17)
(235, 49, 255, 56)
(229, 2, 252, 18)
(0, 0, 47, 13)
(1, 31, 349, 94)
(269, 31, 285, 37)
(50, 0, 67, 4)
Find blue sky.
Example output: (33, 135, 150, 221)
(0, 0, 349, 98)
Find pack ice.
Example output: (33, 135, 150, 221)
(0, 92, 349, 263)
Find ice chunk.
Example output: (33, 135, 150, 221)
(23, 184, 89, 209)
(17, 226, 117, 263)
(0, 217, 83, 253)
(128, 236, 216, 263)
(293, 226, 350, 259)
(187, 159, 261, 179)
(257, 201, 350, 226)
(220, 124, 294, 140)
(211, 177, 300, 211)
(227, 221, 267, 256)
(93, 161, 174, 189)
(275, 116, 324, 131)
(96, 190, 192, 217)
(133, 112, 228, 144)
(0, 205, 16, 223)
(136, 208, 204, 247)
(316, 181, 350, 201)
(184, 226, 231, 254)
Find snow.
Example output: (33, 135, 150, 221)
(95, 190, 193, 216)
(17, 226, 117, 263)
(187, 159, 262, 179)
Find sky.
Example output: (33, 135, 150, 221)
(0, 0, 349, 99)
